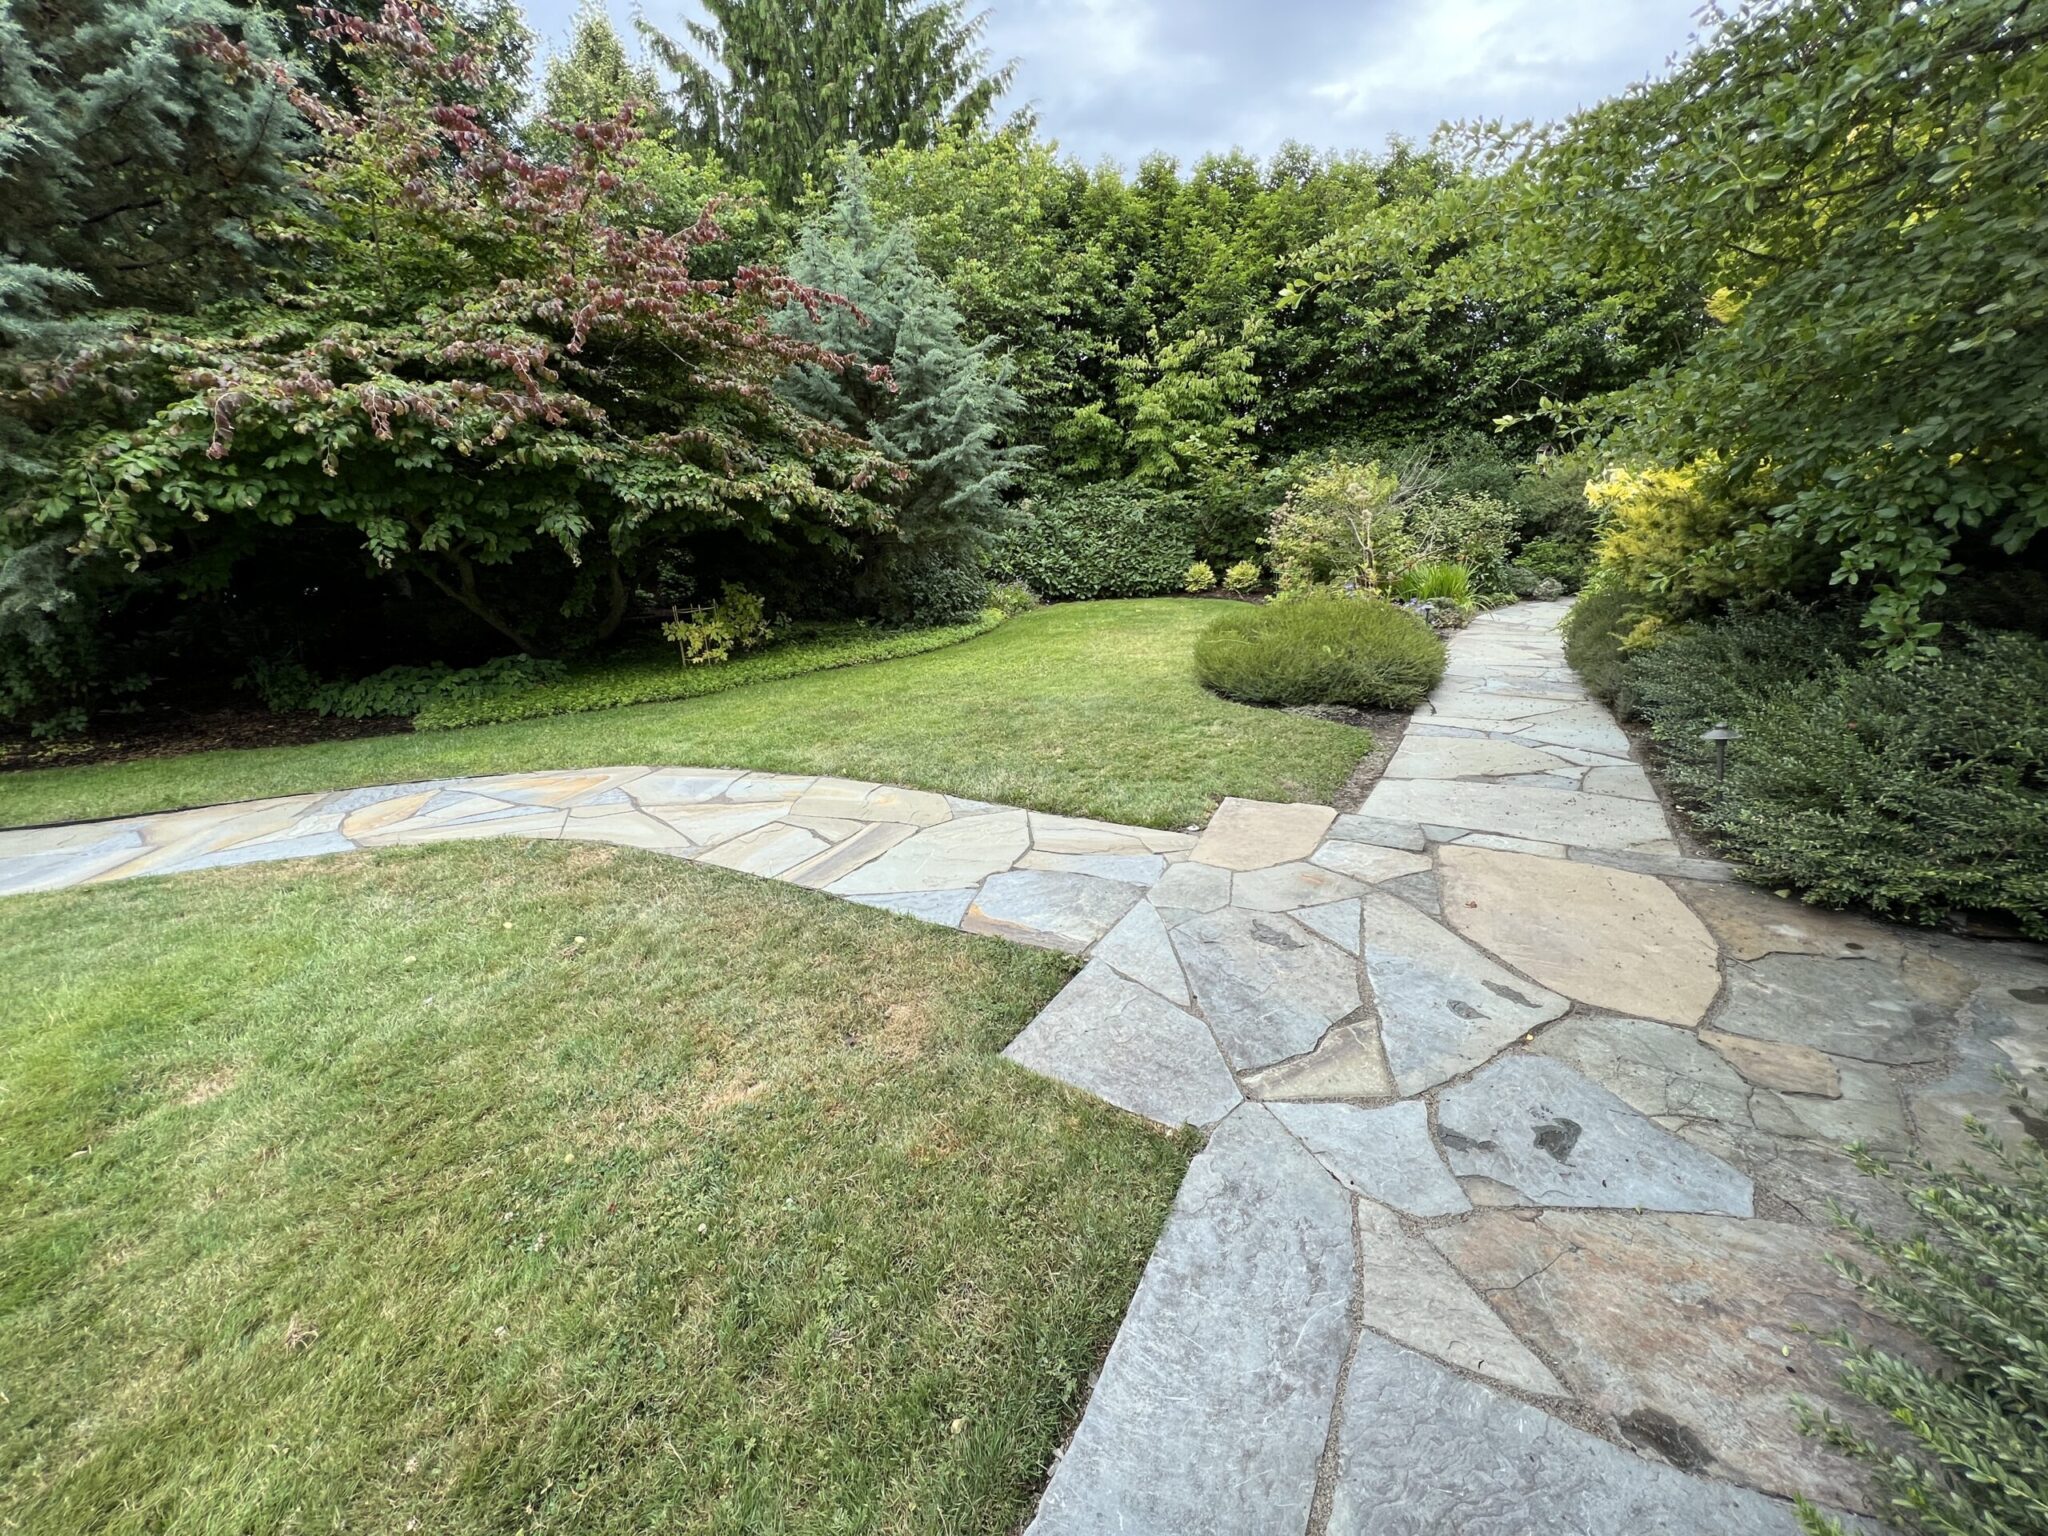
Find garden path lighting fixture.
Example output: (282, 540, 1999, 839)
(1699, 722, 1741, 782)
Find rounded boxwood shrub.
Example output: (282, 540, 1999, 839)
(1193, 595, 1445, 710)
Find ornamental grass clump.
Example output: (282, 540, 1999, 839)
(1193, 594, 1443, 710)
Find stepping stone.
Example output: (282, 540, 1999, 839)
(1363, 780, 1672, 852)
(1231, 860, 1363, 912)
(1025, 1104, 1351, 1535)
(1439, 846, 1722, 1026)
(1532, 1016, 1754, 1126)
(1430, 1209, 1900, 1513)
(1240, 1021, 1395, 1100)
(1091, 901, 1190, 1005)
(1357, 892, 1566, 1094)
(1327, 812, 1428, 852)
(1434, 1056, 1753, 1216)
(1002, 961, 1240, 1128)
(1146, 860, 1232, 915)
(1308, 841, 1432, 883)
(1353, 1199, 1558, 1394)
(1171, 907, 1361, 1069)
(1190, 798, 1336, 871)
(1325, 1333, 1808, 1535)
(827, 810, 1030, 895)
(1269, 1101, 1469, 1216)
(964, 870, 1146, 953)
(1293, 897, 1361, 954)
(1711, 953, 1945, 1065)
(1697, 1027, 1840, 1097)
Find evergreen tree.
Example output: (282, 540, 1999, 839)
(639, 0, 1010, 205)
(0, 0, 306, 346)
(536, 1, 674, 141)
(778, 154, 1025, 621)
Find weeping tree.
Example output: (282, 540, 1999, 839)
(777, 154, 1025, 621)
(638, 0, 1011, 205)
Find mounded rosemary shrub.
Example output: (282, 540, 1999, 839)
(1193, 595, 1444, 710)
(1798, 1096, 2048, 1536)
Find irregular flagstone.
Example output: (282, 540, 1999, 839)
(1581, 764, 1658, 801)
(782, 820, 918, 889)
(1308, 840, 1432, 884)
(1379, 869, 1442, 917)
(1384, 735, 1580, 779)
(1502, 710, 1635, 756)
(1326, 812, 1428, 853)
(1002, 961, 1240, 1129)
(1363, 779, 1673, 853)
(1905, 944, 2048, 1165)
(1031, 811, 1194, 856)
(1455, 831, 1568, 859)
(1748, 1060, 1911, 1152)
(1420, 688, 1574, 723)
(1439, 846, 1722, 1026)
(964, 869, 1145, 953)
(353, 807, 567, 847)
(1711, 953, 1946, 1065)
(1240, 1020, 1395, 1101)
(844, 887, 977, 926)
(1171, 907, 1361, 1069)
(826, 810, 1030, 895)
(1697, 1027, 1841, 1097)
(1353, 1199, 1559, 1394)
(1531, 1015, 1755, 1127)
(692, 821, 831, 877)
(1293, 897, 1361, 955)
(1357, 892, 1566, 1095)
(1430, 1209, 1899, 1512)
(1572, 846, 1741, 883)
(1230, 860, 1364, 912)
(1325, 1332, 1808, 1536)
(642, 800, 794, 847)
(1025, 1104, 1352, 1536)
(1017, 849, 1166, 883)
(1434, 1055, 1753, 1216)
(1189, 798, 1336, 871)
(1682, 882, 1905, 962)
(1145, 859, 1233, 915)
(561, 805, 694, 852)
(1090, 901, 1190, 1005)
(849, 784, 955, 826)
(1268, 1100, 1469, 1216)
(631, 769, 742, 805)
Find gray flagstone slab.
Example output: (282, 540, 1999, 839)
(1172, 906, 1361, 1069)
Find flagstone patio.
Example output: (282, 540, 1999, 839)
(4, 599, 2044, 1533)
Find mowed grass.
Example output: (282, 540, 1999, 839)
(0, 600, 1368, 831)
(0, 842, 1193, 1534)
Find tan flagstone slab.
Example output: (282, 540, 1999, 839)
(1698, 1027, 1841, 1097)
(642, 801, 794, 847)
(1190, 798, 1336, 871)
(1438, 846, 1723, 1026)
(468, 769, 643, 806)
(692, 822, 831, 877)
(783, 821, 919, 889)
(788, 777, 879, 820)
(561, 805, 695, 852)
(1682, 882, 1905, 964)
(1241, 1020, 1395, 1100)
(856, 785, 955, 826)
(827, 810, 1030, 895)
(357, 809, 567, 846)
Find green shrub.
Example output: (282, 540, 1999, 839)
(1183, 561, 1217, 593)
(1625, 613, 2048, 936)
(1394, 562, 1474, 602)
(247, 655, 570, 721)
(1516, 534, 1591, 590)
(413, 613, 1003, 730)
(1222, 560, 1261, 594)
(1797, 1092, 2048, 1536)
(1407, 491, 1516, 593)
(1193, 596, 1444, 710)
(661, 584, 773, 666)
(1561, 585, 1638, 703)
(985, 580, 1038, 617)
(992, 485, 1195, 600)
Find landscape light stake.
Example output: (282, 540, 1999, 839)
(1699, 722, 1741, 782)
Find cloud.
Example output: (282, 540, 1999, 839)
(521, 0, 1706, 168)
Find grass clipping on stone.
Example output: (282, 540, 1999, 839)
(1193, 594, 1446, 711)
(0, 841, 1192, 1535)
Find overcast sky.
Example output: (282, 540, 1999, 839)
(517, 0, 1708, 168)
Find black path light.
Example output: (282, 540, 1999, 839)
(1699, 722, 1742, 782)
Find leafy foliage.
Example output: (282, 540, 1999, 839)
(992, 484, 1195, 601)
(1606, 605, 2048, 935)
(1797, 1096, 2048, 1536)
(1490, 0, 2048, 649)
(1194, 594, 1444, 710)
(247, 653, 566, 718)
(1, 2, 896, 729)
(1222, 561, 1261, 594)
(639, 0, 1010, 207)
(661, 583, 774, 665)
(777, 155, 1025, 622)
(1266, 460, 1425, 595)
(1182, 561, 1216, 594)
(1393, 561, 1473, 603)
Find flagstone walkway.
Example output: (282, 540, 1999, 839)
(4, 599, 2045, 1533)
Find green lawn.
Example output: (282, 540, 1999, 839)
(0, 600, 1367, 831)
(0, 841, 1192, 1534)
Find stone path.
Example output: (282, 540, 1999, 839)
(5, 599, 2046, 1532)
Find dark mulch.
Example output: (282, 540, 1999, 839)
(0, 709, 409, 774)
